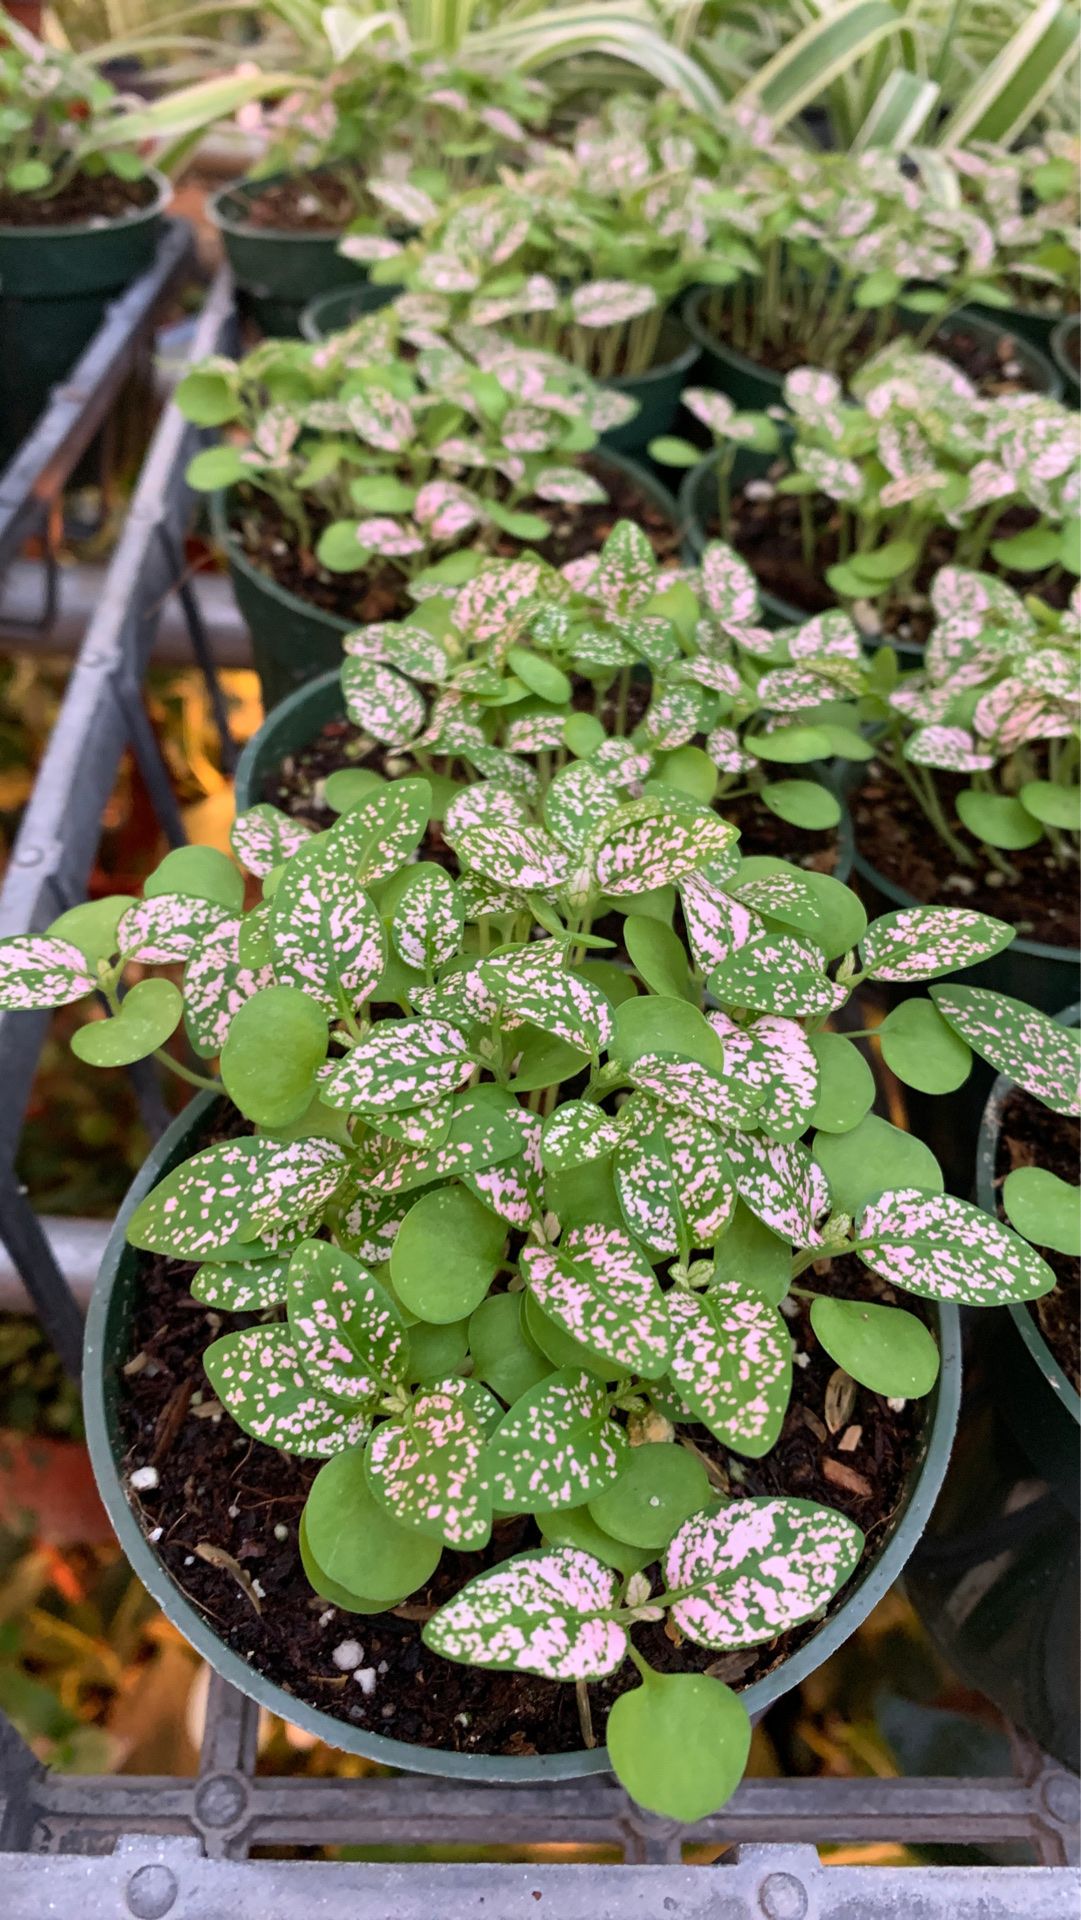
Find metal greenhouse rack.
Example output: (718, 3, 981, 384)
(0, 266, 1078, 1920)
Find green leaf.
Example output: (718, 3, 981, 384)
(507, 646, 572, 703)
(486, 1367, 627, 1513)
(47, 896, 136, 966)
(989, 527, 1063, 572)
(713, 1202, 791, 1307)
(810, 1297, 940, 1397)
(656, 746, 718, 806)
(647, 435, 703, 467)
(303, 1443, 442, 1602)
(808, 1033, 876, 1133)
(1020, 782, 1081, 831)
(324, 768, 385, 815)
(367, 1378, 494, 1548)
(469, 1293, 551, 1405)
(298, 1512, 396, 1614)
(814, 1114, 942, 1215)
(71, 979, 182, 1067)
(956, 791, 1045, 851)
(746, 725, 833, 764)
(316, 520, 368, 571)
(737, 860, 867, 961)
(145, 845, 243, 912)
(523, 1289, 624, 1381)
(390, 1184, 506, 1323)
(288, 1239, 407, 1403)
(854, 269, 902, 308)
(564, 712, 606, 758)
(623, 915, 695, 1001)
(879, 1000, 971, 1094)
(175, 369, 237, 428)
(204, 1325, 371, 1457)
(186, 445, 249, 491)
(930, 985, 1080, 1116)
(857, 1188, 1056, 1305)
(1003, 1167, 1081, 1256)
(404, 1316, 470, 1385)
(607, 1673, 751, 1823)
(506, 1026, 592, 1093)
(667, 1282, 792, 1457)
(539, 1505, 652, 1577)
(847, 539, 918, 584)
(610, 995, 724, 1072)
(220, 986, 328, 1126)
(589, 1442, 711, 1549)
(521, 1224, 671, 1378)
(760, 780, 841, 830)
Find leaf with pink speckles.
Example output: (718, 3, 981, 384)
(640, 682, 710, 749)
(571, 280, 656, 328)
(362, 1086, 526, 1198)
(0, 935, 97, 1010)
(368, 1377, 498, 1548)
(321, 1016, 472, 1114)
(930, 985, 1081, 1116)
(733, 1013, 819, 1143)
(479, 945, 613, 1056)
(627, 1055, 764, 1132)
(391, 866, 463, 973)
(344, 389, 415, 454)
(724, 1134, 831, 1245)
(699, 545, 760, 630)
(590, 800, 737, 895)
(450, 820, 570, 894)
(117, 894, 232, 964)
(595, 520, 659, 615)
(707, 935, 839, 1019)
(287, 1239, 408, 1404)
(244, 1136, 350, 1241)
(484, 1369, 628, 1513)
(463, 1104, 543, 1227)
(862, 907, 1015, 982)
(230, 804, 313, 877)
(614, 1095, 736, 1257)
(678, 869, 764, 973)
(183, 915, 275, 1056)
(203, 1324, 372, 1457)
(533, 466, 608, 505)
(126, 1137, 342, 1261)
(521, 1224, 671, 1378)
(422, 1545, 626, 1681)
(541, 1101, 623, 1175)
(667, 1281, 791, 1458)
(337, 1188, 408, 1265)
(269, 831, 385, 1017)
(341, 658, 426, 747)
(902, 725, 995, 772)
(857, 1187, 1056, 1303)
(663, 1497, 863, 1647)
(190, 1254, 290, 1313)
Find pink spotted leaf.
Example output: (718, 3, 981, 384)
(861, 907, 1015, 982)
(663, 1497, 863, 1647)
(857, 1187, 1056, 1304)
(321, 1017, 472, 1114)
(422, 1545, 626, 1680)
(484, 1368, 628, 1513)
(521, 1224, 671, 1379)
(203, 1325, 371, 1458)
(287, 1239, 408, 1404)
(723, 1134, 831, 1246)
(929, 984, 1081, 1116)
(117, 894, 232, 964)
(230, 804, 313, 877)
(0, 935, 96, 1011)
(368, 1377, 498, 1548)
(614, 1095, 736, 1257)
(667, 1281, 792, 1458)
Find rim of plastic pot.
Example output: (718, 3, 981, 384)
(1051, 315, 1080, 391)
(0, 167, 171, 242)
(211, 448, 682, 644)
(235, 667, 858, 888)
(208, 169, 354, 245)
(681, 285, 782, 393)
(975, 1001, 1081, 1428)
(299, 281, 400, 341)
(84, 1087, 960, 1782)
(607, 314, 701, 395)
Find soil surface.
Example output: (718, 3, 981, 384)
(994, 1087, 1080, 1391)
(232, 461, 680, 627)
(852, 758, 1080, 949)
(0, 171, 156, 229)
(227, 170, 366, 234)
(116, 1108, 925, 1756)
(714, 470, 1069, 650)
(261, 713, 845, 875)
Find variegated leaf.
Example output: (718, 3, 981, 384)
(724, 1134, 830, 1246)
(485, 1369, 627, 1513)
(590, 802, 737, 895)
(126, 1137, 342, 1260)
(929, 985, 1081, 1117)
(288, 1239, 407, 1404)
(709, 1010, 819, 1143)
(391, 867, 463, 973)
(344, 389, 415, 453)
(903, 725, 995, 772)
(451, 821, 570, 893)
(533, 466, 607, 505)
(244, 1137, 350, 1241)
(595, 520, 658, 615)
(338, 1188, 408, 1266)
(664, 1498, 863, 1648)
(230, 804, 312, 877)
(861, 908, 1015, 982)
(615, 1095, 736, 1256)
(117, 894, 231, 964)
(699, 545, 760, 630)
(667, 1280, 791, 1457)
(628, 1055, 763, 1132)
(183, 915, 275, 1056)
(422, 1545, 626, 1680)
(543, 761, 627, 859)
(413, 479, 483, 540)
(480, 946, 613, 1055)
(678, 869, 764, 973)
(189, 1255, 290, 1312)
(708, 936, 839, 1020)
(857, 1188, 1056, 1304)
(269, 833, 385, 1016)
(355, 516, 425, 557)
(0, 936, 96, 1010)
(341, 659, 426, 747)
(541, 1101, 623, 1174)
(521, 1224, 671, 1379)
(321, 1017, 471, 1114)
(203, 1324, 371, 1457)
(464, 1106, 543, 1228)
(368, 1377, 495, 1548)
(570, 280, 656, 327)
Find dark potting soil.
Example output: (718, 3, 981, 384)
(711, 304, 1044, 400)
(262, 716, 845, 875)
(229, 170, 366, 234)
(995, 1087, 1080, 1392)
(0, 170, 156, 229)
(852, 758, 1080, 949)
(115, 1105, 925, 1758)
(717, 474, 1069, 650)
(230, 462, 680, 627)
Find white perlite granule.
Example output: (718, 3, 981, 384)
(332, 1639, 365, 1671)
(129, 1466, 159, 1492)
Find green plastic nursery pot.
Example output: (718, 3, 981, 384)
(235, 669, 858, 891)
(681, 287, 1062, 413)
(299, 281, 401, 340)
(963, 299, 1062, 359)
(1051, 316, 1081, 408)
(215, 450, 682, 716)
(0, 171, 169, 470)
(209, 173, 370, 338)
(84, 1088, 961, 1784)
(905, 1014, 1080, 1772)
(598, 316, 700, 456)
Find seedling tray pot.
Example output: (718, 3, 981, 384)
(299, 282, 402, 340)
(209, 174, 369, 338)
(84, 1081, 960, 1781)
(214, 451, 683, 716)
(596, 316, 700, 455)
(0, 171, 169, 469)
(1051, 316, 1080, 408)
(906, 1021, 1080, 1772)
